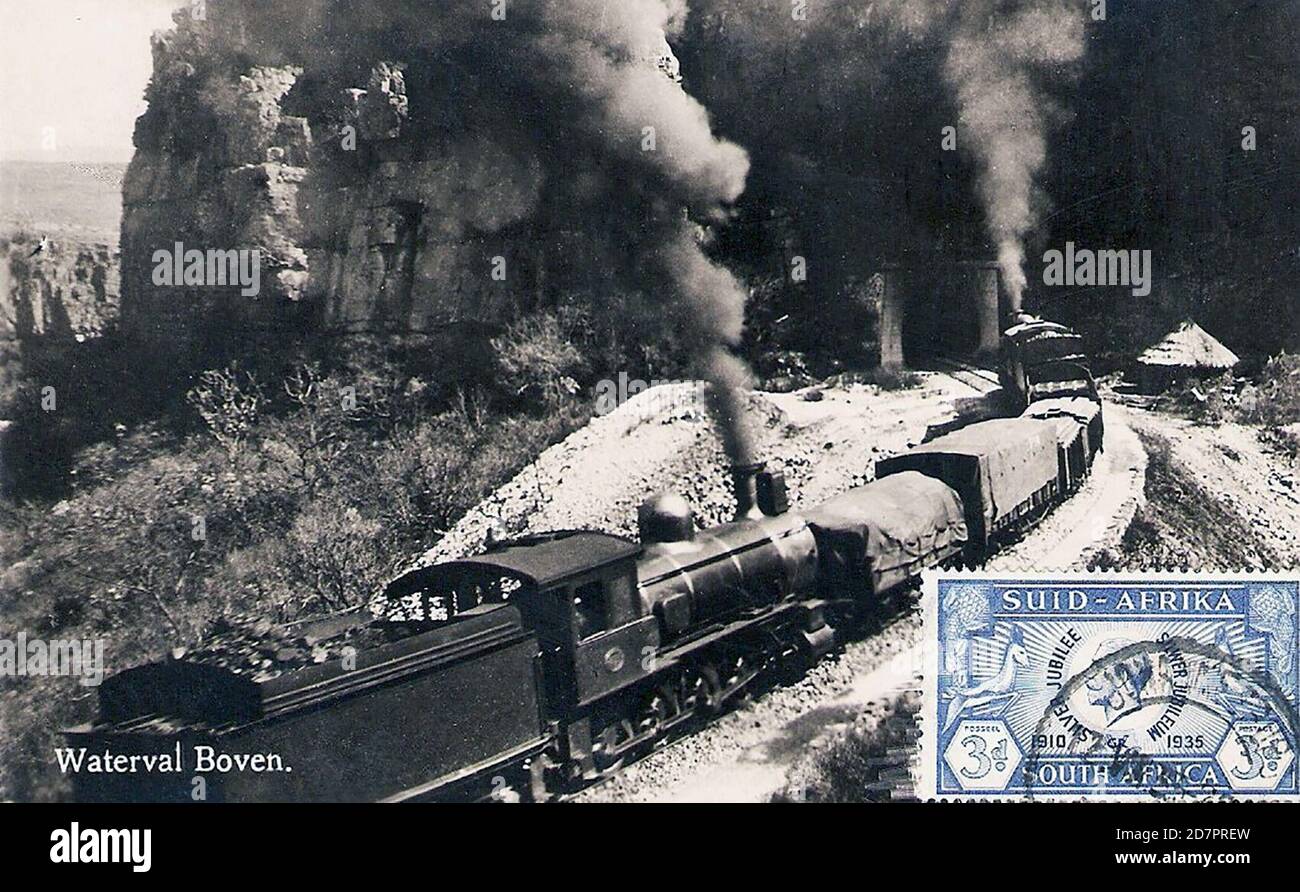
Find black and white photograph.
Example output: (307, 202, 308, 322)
(0, 0, 1297, 874)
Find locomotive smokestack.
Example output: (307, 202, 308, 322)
(731, 461, 766, 521)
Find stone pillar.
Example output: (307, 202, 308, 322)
(976, 265, 1001, 354)
(879, 268, 906, 368)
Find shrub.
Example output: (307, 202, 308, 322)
(187, 366, 264, 457)
(258, 499, 385, 613)
(1151, 355, 1300, 430)
(829, 366, 924, 391)
(1242, 353, 1300, 426)
(776, 692, 920, 803)
(491, 313, 584, 408)
(0, 386, 77, 497)
(866, 366, 924, 391)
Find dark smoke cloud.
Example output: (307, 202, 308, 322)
(207, 0, 757, 461)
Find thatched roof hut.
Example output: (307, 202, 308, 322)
(1133, 320, 1239, 391)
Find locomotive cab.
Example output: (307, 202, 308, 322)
(379, 532, 657, 710)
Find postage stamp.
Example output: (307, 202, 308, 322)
(922, 572, 1300, 800)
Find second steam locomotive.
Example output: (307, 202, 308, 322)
(67, 318, 1101, 802)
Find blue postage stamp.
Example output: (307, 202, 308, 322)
(922, 572, 1300, 800)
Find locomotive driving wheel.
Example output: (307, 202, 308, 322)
(678, 666, 714, 717)
(696, 662, 725, 715)
(637, 689, 674, 740)
(725, 654, 760, 694)
(592, 719, 636, 774)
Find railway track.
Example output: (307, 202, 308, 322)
(923, 354, 1003, 394)
(561, 709, 711, 802)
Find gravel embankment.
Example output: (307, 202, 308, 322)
(409, 373, 984, 569)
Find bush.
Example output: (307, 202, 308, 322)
(491, 313, 584, 408)
(187, 366, 265, 457)
(1242, 353, 1300, 426)
(865, 366, 924, 391)
(0, 386, 77, 497)
(827, 366, 924, 391)
(1150, 355, 1300, 432)
(0, 334, 595, 798)
(1262, 424, 1300, 461)
(1, 330, 201, 500)
(1159, 372, 1234, 425)
(776, 692, 920, 803)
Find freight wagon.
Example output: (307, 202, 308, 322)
(875, 418, 1063, 552)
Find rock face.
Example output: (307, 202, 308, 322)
(1, 234, 119, 345)
(120, 10, 314, 358)
(119, 2, 572, 360)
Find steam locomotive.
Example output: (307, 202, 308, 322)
(999, 313, 1096, 409)
(66, 319, 1099, 803)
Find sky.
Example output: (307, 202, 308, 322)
(0, 0, 182, 162)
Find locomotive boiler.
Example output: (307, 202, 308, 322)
(1000, 314, 1098, 409)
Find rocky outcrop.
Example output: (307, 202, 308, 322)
(1, 234, 119, 345)
(120, 10, 313, 356)
(116, 0, 722, 370)
(119, 2, 561, 359)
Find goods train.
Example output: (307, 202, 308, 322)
(66, 319, 1100, 803)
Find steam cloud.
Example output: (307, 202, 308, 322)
(209, 0, 758, 463)
(941, 1, 1085, 311)
(866, 0, 1084, 311)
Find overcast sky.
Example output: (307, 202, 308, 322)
(0, 0, 181, 162)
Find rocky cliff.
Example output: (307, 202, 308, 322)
(122, 1, 695, 358)
(0, 233, 120, 488)
(117, 0, 752, 382)
(1, 234, 119, 347)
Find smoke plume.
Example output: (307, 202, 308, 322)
(208, 0, 757, 462)
(941, 2, 1085, 311)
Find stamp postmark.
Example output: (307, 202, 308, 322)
(921, 572, 1300, 800)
